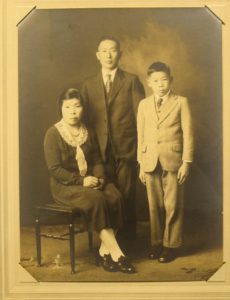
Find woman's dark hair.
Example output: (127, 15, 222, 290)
(58, 88, 84, 117)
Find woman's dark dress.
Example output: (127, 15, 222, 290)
(44, 126, 123, 232)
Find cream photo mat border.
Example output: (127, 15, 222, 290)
(1, 0, 230, 299)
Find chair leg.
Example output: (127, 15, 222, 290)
(35, 218, 42, 266)
(88, 232, 93, 251)
(69, 223, 76, 274)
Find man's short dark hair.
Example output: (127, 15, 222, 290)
(147, 62, 171, 77)
(97, 35, 120, 51)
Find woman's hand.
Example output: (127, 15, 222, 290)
(83, 176, 99, 188)
(139, 166, 146, 185)
(93, 178, 105, 190)
(177, 162, 191, 185)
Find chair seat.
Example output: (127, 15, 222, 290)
(36, 203, 85, 215)
(35, 201, 93, 274)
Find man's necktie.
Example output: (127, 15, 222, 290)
(105, 74, 112, 95)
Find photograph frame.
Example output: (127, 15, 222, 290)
(1, 0, 230, 299)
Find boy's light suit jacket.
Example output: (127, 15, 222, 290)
(137, 92, 194, 172)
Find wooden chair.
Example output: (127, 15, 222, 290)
(35, 203, 93, 274)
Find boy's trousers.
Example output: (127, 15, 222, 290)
(145, 163, 184, 248)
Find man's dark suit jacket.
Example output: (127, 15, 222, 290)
(81, 68, 145, 162)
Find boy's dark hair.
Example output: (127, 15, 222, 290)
(147, 62, 171, 77)
(58, 88, 84, 117)
(97, 35, 121, 51)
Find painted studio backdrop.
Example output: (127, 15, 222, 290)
(18, 8, 222, 230)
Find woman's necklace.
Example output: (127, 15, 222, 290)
(68, 126, 81, 137)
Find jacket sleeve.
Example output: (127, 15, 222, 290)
(131, 75, 145, 119)
(137, 102, 145, 165)
(180, 97, 194, 162)
(44, 127, 84, 185)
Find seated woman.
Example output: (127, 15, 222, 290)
(44, 88, 136, 274)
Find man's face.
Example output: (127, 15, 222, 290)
(96, 39, 121, 71)
(147, 71, 172, 97)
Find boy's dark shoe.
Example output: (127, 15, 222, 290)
(148, 245, 163, 260)
(158, 247, 176, 263)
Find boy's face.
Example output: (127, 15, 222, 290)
(147, 71, 172, 97)
(96, 39, 121, 71)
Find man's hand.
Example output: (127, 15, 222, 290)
(139, 166, 146, 185)
(177, 162, 191, 185)
(83, 176, 99, 188)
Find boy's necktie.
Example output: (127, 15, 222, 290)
(105, 74, 112, 96)
(156, 98, 163, 109)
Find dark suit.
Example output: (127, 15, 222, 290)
(81, 68, 145, 242)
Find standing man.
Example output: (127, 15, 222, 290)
(81, 36, 145, 251)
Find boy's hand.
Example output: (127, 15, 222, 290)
(177, 162, 191, 184)
(139, 166, 146, 185)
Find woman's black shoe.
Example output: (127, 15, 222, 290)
(116, 256, 136, 274)
(95, 252, 118, 272)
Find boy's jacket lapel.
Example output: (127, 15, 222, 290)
(149, 95, 158, 124)
(158, 93, 178, 124)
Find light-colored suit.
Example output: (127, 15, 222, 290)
(137, 92, 194, 248)
(137, 92, 194, 172)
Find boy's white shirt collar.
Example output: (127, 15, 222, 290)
(154, 89, 171, 104)
(101, 68, 117, 84)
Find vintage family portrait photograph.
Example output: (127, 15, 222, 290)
(17, 5, 223, 283)
(2, 1, 230, 299)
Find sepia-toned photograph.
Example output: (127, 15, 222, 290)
(3, 1, 230, 299)
(17, 6, 223, 283)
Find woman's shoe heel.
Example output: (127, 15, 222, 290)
(95, 252, 101, 266)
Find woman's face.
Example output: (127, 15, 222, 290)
(62, 98, 83, 126)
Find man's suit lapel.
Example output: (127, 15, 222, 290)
(158, 93, 178, 124)
(93, 72, 106, 103)
(92, 69, 125, 106)
(107, 68, 125, 105)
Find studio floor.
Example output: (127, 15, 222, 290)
(20, 211, 223, 282)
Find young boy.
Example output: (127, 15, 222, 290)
(137, 62, 194, 263)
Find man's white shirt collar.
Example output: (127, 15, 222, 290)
(102, 68, 117, 84)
